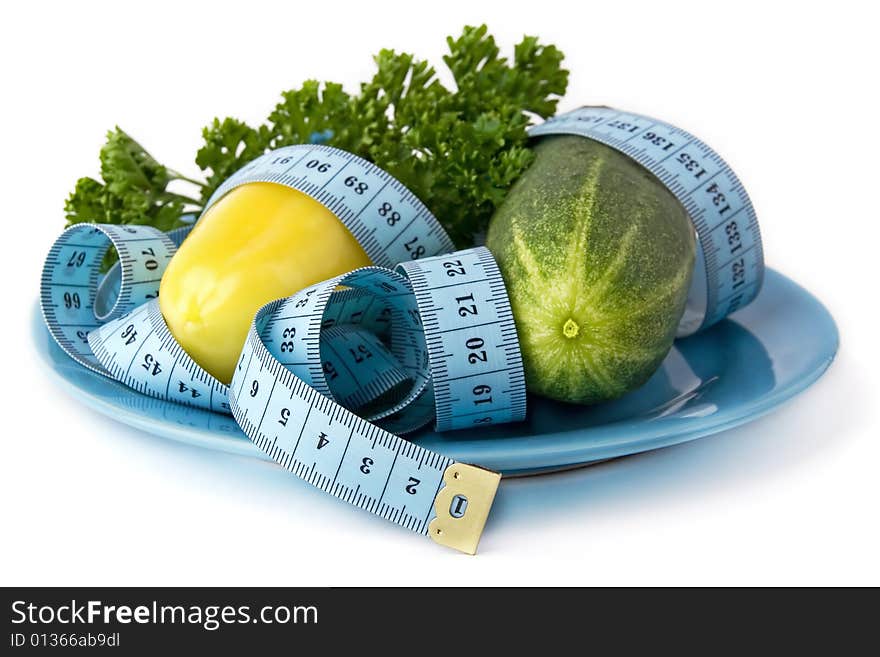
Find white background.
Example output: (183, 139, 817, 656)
(1, 0, 878, 586)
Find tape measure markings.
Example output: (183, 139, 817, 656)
(228, 331, 451, 535)
(254, 266, 435, 426)
(206, 145, 455, 269)
(40, 224, 179, 375)
(398, 248, 527, 432)
(318, 325, 411, 410)
(88, 300, 230, 413)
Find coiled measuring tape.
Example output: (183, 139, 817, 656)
(41, 144, 526, 554)
(530, 106, 764, 335)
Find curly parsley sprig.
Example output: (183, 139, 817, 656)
(65, 128, 204, 232)
(65, 25, 568, 249)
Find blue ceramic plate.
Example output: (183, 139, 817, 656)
(32, 269, 838, 475)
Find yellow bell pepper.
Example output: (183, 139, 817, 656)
(159, 182, 371, 384)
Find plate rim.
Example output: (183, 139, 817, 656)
(32, 268, 839, 472)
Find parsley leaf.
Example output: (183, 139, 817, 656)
(269, 80, 354, 149)
(351, 25, 569, 246)
(196, 118, 271, 205)
(65, 128, 202, 230)
(67, 26, 568, 250)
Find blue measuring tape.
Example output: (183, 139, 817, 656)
(41, 144, 524, 554)
(41, 110, 763, 553)
(530, 107, 764, 335)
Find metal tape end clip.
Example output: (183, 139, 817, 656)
(428, 463, 501, 555)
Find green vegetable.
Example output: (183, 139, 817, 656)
(65, 128, 204, 231)
(66, 26, 568, 249)
(485, 135, 696, 404)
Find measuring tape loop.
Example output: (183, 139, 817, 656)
(529, 106, 764, 335)
(93, 223, 194, 322)
(247, 245, 528, 433)
(255, 265, 432, 430)
(40, 222, 180, 377)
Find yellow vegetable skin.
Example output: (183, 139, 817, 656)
(159, 182, 370, 384)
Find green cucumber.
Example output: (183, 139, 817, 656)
(486, 135, 696, 404)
